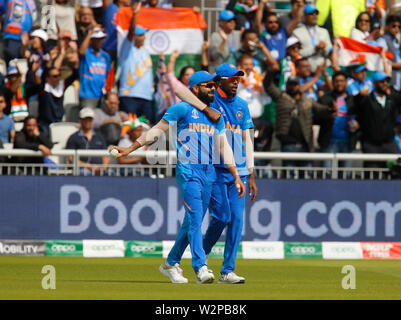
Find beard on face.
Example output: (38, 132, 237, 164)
(197, 88, 214, 105)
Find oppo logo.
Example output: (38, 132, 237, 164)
(51, 244, 76, 252)
(211, 246, 224, 255)
(290, 246, 316, 254)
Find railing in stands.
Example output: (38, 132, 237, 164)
(0, 149, 399, 180)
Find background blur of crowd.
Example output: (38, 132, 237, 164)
(1, 0, 401, 176)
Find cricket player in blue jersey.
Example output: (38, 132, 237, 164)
(175, 63, 258, 284)
(111, 71, 245, 284)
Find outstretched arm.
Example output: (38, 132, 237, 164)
(175, 86, 222, 123)
(127, 1, 141, 42)
(110, 119, 169, 157)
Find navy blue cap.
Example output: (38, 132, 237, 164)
(304, 4, 319, 14)
(135, 25, 148, 36)
(372, 71, 391, 82)
(216, 63, 244, 77)
(188, 71, 219, 88)
(219, 9, 235, 21)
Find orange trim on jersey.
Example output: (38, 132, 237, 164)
(217, 87, 228, 98)
(175, 134, 190, 151)
(183, 201, 192, 211)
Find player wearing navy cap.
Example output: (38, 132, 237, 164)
(111, 71, 245, 284)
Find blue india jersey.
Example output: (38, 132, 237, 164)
(163, 102, 226, 166)
(79, 47, 111, 99)
(213, 88, 254, 178)
(346, 77, 373, 96)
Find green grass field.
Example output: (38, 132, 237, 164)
(0, 257, 400, 300)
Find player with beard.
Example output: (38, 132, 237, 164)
(110, 71, 245, 284)
(175, 63, 258, 284)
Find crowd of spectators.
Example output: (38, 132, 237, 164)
(0, 0, 401, 176)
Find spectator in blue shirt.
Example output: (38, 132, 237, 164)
(346, 64, 374, 97)
(0, 93, 15, 144)
(255, 0, 303, 63)
(318, 71, 358, 178)
(78, 27, 111, 109)
(3, 0, 35, 65)
(296, 57, 332, 101)
(102, 0, 130, 63)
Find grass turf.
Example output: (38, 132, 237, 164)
(0, 257, 400, 300)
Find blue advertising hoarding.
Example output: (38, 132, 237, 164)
(0, 176, 400, 241)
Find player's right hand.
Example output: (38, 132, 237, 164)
(109, 146, 130, 159)
(235, 176, 246, 198)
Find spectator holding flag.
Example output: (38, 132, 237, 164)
(346, 56, 374, 97)
(102, 0, 131, 63)
(350, 12, 373, 43)
(118, 1, 154, 124)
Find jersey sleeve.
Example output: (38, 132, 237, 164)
(162, 103, 188, 123)
(241, 103, 254, 130)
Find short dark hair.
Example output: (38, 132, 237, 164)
(386, 14, 401, 26)
(241, 29, 258, 41)
(237, 53, 253, 65)
(264, 12, 278, 22)
(23, 116, 38, 131)
(291, 0, 306, 5)
(332, 70, 348, 81)
(295, 57, 308, 68)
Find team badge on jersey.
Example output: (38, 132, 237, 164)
(236, 111, 243, 120)
(192, 109, 199, 119)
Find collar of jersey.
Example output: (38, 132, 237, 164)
(217, 87, 236, 102)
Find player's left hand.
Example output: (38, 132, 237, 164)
(248, 172, 258, 202)
(204, 106, 221, 123)
(235, 176, 246, 198)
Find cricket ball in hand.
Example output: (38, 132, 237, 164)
(110, 148, 119, 157)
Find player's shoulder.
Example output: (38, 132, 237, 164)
(235, 95, 250, 109)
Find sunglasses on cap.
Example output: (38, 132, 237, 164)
(220, 76, 242, 83)
(197, 82, 216, 88)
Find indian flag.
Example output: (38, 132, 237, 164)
(116, 7, 207, 73)
(337, 36, 393, 72)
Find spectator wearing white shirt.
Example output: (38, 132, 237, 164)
(350, 12, 373, 43)
(293, 4, 332, 72)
